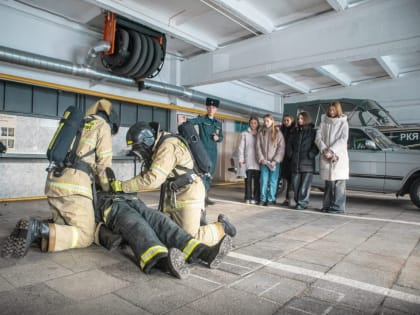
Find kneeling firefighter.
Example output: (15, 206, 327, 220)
(95, 186, 232, 279)
(110, 122, 236, 246)
(2, 99, 120, 258)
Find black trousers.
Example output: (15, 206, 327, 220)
(244, 169, 260, 202)
(104, 195, 201, 272)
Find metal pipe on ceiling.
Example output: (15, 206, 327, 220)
(0, 46, 281, 119)
(85, 40, 111, 68)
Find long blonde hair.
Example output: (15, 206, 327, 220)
(328, 101, 343, 117)
(263, 114, 277, 143)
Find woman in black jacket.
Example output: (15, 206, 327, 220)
(287, 112, 319, 210)
(279, 114, 295, 206)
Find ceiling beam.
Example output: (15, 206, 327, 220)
(201, 0, 274, 34)
(181, 0, 420, 86)
(84, 0, 218, 51)
(268, 74, 310, 94)
(376, 56, 399, 79)
(326, 0, 348, 11)
(315, 65, 352, 86)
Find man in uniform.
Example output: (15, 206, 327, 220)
(186, 98, 223, 205)
(110, 121, 236, 246)
(2, 99, 119, 258)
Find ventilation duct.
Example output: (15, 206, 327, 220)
(0, 46, 281, 120)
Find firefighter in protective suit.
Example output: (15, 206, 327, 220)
(95, 189, 232, 279)
(2, 99, 119, 258)
(110, 122, 236, 246)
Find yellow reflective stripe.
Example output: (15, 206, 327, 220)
(150, 164, 169, 178)
(70, 226, 79, 248)
(79, 137, 95, 147)
(48, 121, 65, 150)
(103, 205, 112, 224)
(179, 158, 193, 168)
(140, 245, 168, 270)
(182, 239, 201, 260)
(97, 150, 112, 158)
(46, 181, 91, 195)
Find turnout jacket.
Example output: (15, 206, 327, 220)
(45, 115, 112, 199)
(287, 124, 319, 173)
(121, 131, 205, 211)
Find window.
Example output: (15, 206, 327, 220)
(0, 79, 170, 129)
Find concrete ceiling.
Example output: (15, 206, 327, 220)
(14, 0, 420, 99)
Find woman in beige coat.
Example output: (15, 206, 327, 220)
(256, 114, 285, 206)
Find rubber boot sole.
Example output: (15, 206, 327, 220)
(1, 219, 32, 258)
(208, 235, 232, 269)
(167, 248, 189, 279)
(217, 214, 237, 237)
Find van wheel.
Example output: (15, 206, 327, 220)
(409, 177, 420, 208)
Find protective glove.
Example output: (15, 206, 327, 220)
(110, 180, 123, 193)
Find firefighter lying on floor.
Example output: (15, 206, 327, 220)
(94, 190, 232, 279)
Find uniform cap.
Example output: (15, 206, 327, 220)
(206, 98, 219, 108)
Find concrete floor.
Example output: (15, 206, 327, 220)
(1, 184, 420, 315)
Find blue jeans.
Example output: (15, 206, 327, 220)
(323, 180, 346, 211)
(260, 163, 280, 203)
(291, 172, 313, 208)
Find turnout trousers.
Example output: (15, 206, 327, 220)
(48, 195, 95, 252)
(104, 196, 201, 272)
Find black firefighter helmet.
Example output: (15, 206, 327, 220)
(126, 121, 160, 168)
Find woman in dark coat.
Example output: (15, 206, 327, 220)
(287, 111, 319, 210)
(279, 114, 295, 206)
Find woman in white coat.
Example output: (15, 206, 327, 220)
(315, 101, 349, 214)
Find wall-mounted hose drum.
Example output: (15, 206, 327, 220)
(101, 13, 166, 85)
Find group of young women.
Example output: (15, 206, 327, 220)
(237, 101, 349, 213)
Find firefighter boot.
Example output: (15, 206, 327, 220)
(198, 235, 232, 269)
(2, 218, 49, 258)
(167, 248, 190, 279)
(98, 225, 123, 251)
(218, 214, 237, 237)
